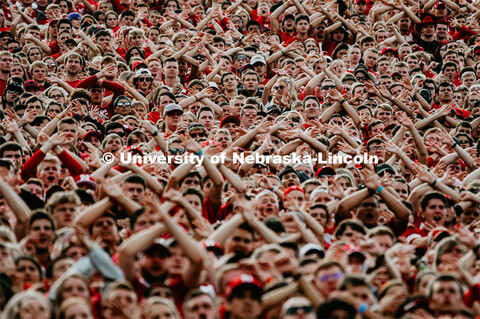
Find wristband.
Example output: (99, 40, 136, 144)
(451, 142, 457, 149)
(339, 99, 346, 105)
(430, 179, 437, 187)
(376, 185, 383, 194)
(55, 115, 61, 119)
(196, 149, 203, 156)
(151, 130, 159, 137)
(359, 302, 368, 314)
(281, 50, 285, 56)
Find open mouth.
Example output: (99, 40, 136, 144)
(365, 212, 374, 220)
(47, 176, 55, 182)
(433, 216, 442, 222)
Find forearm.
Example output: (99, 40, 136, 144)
(165, 162, 196, 191)
(218, 165, 247, 193)
(74, 198, 114, 229)
(320, 102, 340, 123)
(336, 189, 371, 221)
(207, 213, 243, 244)
(231, 128, 259, 149)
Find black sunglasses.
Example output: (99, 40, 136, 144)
(322, 85, 336, 90)
(169, 148, 185, 155)
(286, 306, 313, 315)
(190, 132, 206, 138)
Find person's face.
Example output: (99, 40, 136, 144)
(436, 24, 448, 38)
(223, 74, 237, 91)
(2, 149, 22, 171)
(444, 66, 456, 80)
(165, 61, 179, 77)
(29, 219, 53, 250)
(62, 277, 89, 301)
(309, 207, 328, 227)
(28, 49, 42, 62)
(376, 109, 392, 124)
(243, 75, 259, 90)
(66, 57, 81, 75)
(462, 75, 475, 88)
(349, 48, 361, 63)
(377, 60, 390, 74)
(53, 203, 77, 229)
(17, 259, 40, 283)
(376, 31, 388, 43)
(356, 197, 379, 228)
(120, 14, 135, 26)
(0, 54, 13, 72)
(185, 294, 217, 319)
(107, 289, 136, 313)
(438, 85, 453, 102)
(304, 98, 320, 119)
(198, 111, 214, 130)
(354, 1, 367, 13)
(181, 176, 200, 190)
(184, 194, 202, 212)
(51, 258, 73, 281)
(225, 228, 253, 256)
(27, 183, 44, 201)
(377, 76, 392, 88)
(281, 172, 300, 188)
(406, 57, 419, 70)
(123, 182, 145, 203)
(90, 216, 118, 244)
(228, 289, 262, 319)
(254, 193, 279, 219)
(32, 66, 47, 82)
(19, 299, 49, 319)
(429, 281, 463, 314)
(422, 24, 435, 36)
(421, 198, 446, 227)
(241, 108, 256, 128)
(315, 266, 343, 298)
(392, 181, 409, 200)
(38, 161, 61, 187)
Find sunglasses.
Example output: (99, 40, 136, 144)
(138, 77, 152, 82)
(116, 102, 131, 107)
(322, 85, 336, 90)
(169, 148, 185, 155)
(190, 132, 206, 138)
(243, 112, 256, 117)
(285, 306, 313, 315)
(274, 85, 285, 90)
(290, 117, 300, 123)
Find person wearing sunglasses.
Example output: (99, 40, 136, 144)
(281, 297, 315, 319)
(133, 68, 153, 95)
(187, 123, 208, 142)
(113, 95, 132, 116)
(240, 104, 257, 129)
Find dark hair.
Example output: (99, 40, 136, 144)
(124, 174, 146, 189)
(28, 210, 56, 231)
(334, 219, 366, 238)
(0, 141, 22, 157)
(316, 299, 357, 319)
(15, 255, 43, 280)
(339, 275, 369, 290)
(420, 192, 446, 211)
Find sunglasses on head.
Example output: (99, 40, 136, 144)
(285, 306, 313, 315)
(169, 148, 185, 155)
(190, 132, 206, 138)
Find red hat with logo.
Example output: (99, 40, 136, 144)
(226, 274, 263, 299)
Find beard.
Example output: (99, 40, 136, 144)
(141, 267, 167, 284)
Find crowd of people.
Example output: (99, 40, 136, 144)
(0, 0, 480, 318)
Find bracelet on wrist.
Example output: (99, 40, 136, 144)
(376, 185, 384, 194)
(430, 179, 437, 187)
(339, 99, 346, 105)
(151, 130, 159, 137)
(196, 149, 203, 156)
(451, 142, 457, 149)
(359, 302, 368, 314)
